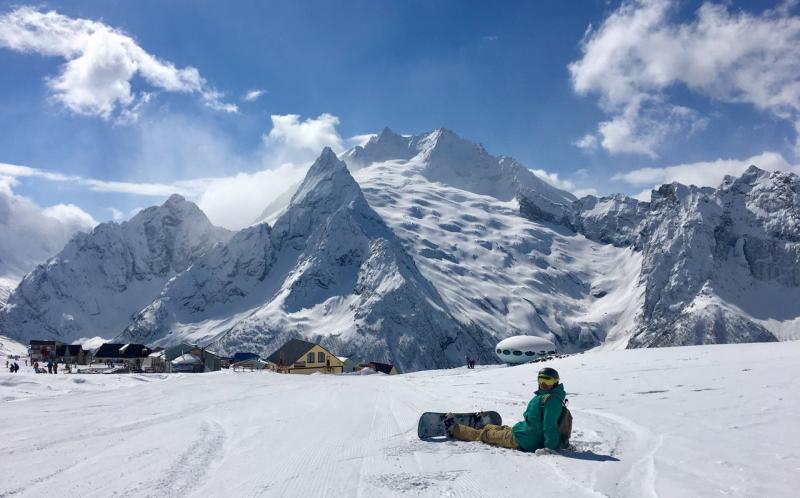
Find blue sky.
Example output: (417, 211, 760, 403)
(1, 0, 799, 229)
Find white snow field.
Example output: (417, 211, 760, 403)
(1, 342, 799, 497)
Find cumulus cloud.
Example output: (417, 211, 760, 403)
(613, 151, 800, 200)
(242, 89, 266, 102)
(570, 0, 800, 157)
(0, 6, 236, 121)
(0, 181, 96, 280)
(263, 113, 345, 164)
(573, 133, 598, 151)
(42, 203, 98, 229)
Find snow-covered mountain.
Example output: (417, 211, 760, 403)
(346, 127, 576, 223)
(121, 148, 491, 371)
(626, 167, 800, 346)
(0, 183, 94, 307)
(2, 127, 797, 368)
(0, 195, 230, 344)
(349, 128, 800, 350)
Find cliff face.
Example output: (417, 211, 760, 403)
(0, 195, 230, 343)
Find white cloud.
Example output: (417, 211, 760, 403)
(529, 168, 598, 197)
(574, 133, 598, 151)
(1, 161, 196, 197)
(612, 151, 800, 196)
(573, 188, 600, 198)
(0, 181, 96, 279)
(243, 89, 267, 102)
(570, 0, 800, 157)
(0, 6, 236, 121)
(264, 113, 345, 163)
(195, 163, 308, 229)
(346, 133, 377, 148)
(0, 113, 367, 230)
(108, 207, 124, 222)
(42, 203, 98, 229)
(530, 168, 576, 191)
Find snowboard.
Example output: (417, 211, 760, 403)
(417, 411, 502, 439)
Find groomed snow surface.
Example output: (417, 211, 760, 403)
(2, 342, 799, 497)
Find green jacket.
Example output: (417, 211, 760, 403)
(511, 383, 566, 451)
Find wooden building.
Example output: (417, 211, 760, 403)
(29, 340, 62, 361)
(267, 339, 344, 374)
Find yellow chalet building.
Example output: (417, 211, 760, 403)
(266, 338, 344, 374)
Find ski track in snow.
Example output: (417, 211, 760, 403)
(2, 342, 800, 497)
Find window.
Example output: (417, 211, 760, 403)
(524, 351, 535, 356)
(496, 349, 502, 354)
(307, 352, 314, 364)
(318, 352, 325, 363)
(502, 350, 510, 355)
(512, 350, 522, 356)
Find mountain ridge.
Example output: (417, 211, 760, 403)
(1, 128, 797, 369)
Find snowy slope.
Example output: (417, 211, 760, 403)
(347, 129, 800, 349)
(0, 195, 231, 344)
(122, 149, 490, 371)
(1, 342, 798, 497)
(0, 334, 26, 359)
(353, 160, 642, 351)
(347, 127, 576, 223)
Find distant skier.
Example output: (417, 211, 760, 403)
(445, 367, 568, 454)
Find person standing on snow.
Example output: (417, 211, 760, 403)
(445, 367, 566, 454)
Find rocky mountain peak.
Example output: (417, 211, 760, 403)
(275, 148, 367, 248)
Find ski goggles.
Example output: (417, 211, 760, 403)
(537, 375, 558, 386)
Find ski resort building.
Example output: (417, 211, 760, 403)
(93, 343, 152, 369)
(266, 339, 344, 374)
(55, 344, 90, 365)
(29, 340, 62, 361)
(338, 356, 358, 373)
(163, 343, 222, 373)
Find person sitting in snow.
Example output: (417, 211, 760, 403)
(445, 367, 566, 455)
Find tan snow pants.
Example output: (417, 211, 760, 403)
(452, 423, 520, 450)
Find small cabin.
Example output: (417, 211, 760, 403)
(337, 356, 358, 373)
(266, 339, 344, 374)
(163, 343, 222, 373)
